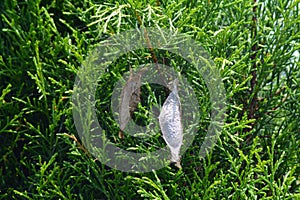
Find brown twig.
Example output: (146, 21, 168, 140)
(134, 10, 160, 70)
(63, 133, 90, 156)
(249, 0, 258, 121)
(243, 0, 260, 141)
(134, 9, 171, 86)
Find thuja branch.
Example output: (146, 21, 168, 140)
(134, 10, 160, 70)
(243, 0, 260, 135)
(249, 0, 258, 121)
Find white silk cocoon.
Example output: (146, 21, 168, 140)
(159, 79, 183, 166)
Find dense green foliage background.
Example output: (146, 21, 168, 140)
(1, 0, 299, 199)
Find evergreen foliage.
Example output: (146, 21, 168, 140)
(1, 0, 299, 199)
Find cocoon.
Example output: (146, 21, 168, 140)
(159, 79, 183, 168)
